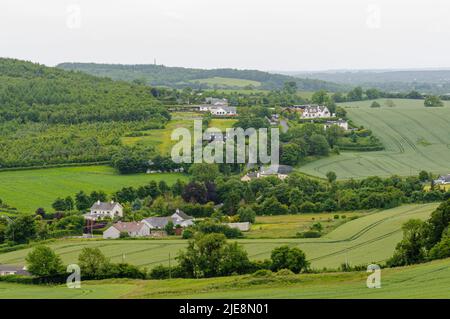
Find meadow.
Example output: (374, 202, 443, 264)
(0, 257, 448, 299)
(0, 165, 188, 213)
(299, 98, 450, 179)
(246, 212, 363, 238)
(0, 203, 437, 269)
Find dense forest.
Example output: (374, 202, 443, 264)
(0, 58, 169, 168)
(57, 62, 345, 91)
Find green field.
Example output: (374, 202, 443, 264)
(247, 212, 363, 238)
(299, 99, 450, 179)
(208, 118, 238, 131)
(189, 77, 261, 88)
(0, 204, 437, 269)
(0, 257, 448, 298)
(0, 166, 188, 213)
(122, 112, 201, 155)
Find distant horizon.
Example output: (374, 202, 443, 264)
(7, 57, 450, 74)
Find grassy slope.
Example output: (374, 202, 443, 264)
(0, 204, 437, 269)
(1, 257, 449, 298)
(299, 99, 450, 179)
(0, 166, 188, 213)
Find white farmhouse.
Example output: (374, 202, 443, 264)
(324, 119, 349, 131)
(84, 201, 123, 220)
(301, 105, 333, 119)
(142, 209, 194, 230)
(199, 105, 237, 116)
(103, 221, 150, 239)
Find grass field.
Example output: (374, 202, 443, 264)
(0, 166, 188, 213)
(208, 119, 238, 131)
(121, 112, 201, 155)
(0, 257, 448, 298)
(0, 204, 437, 269)
(189, 77, 261, 88)
(299, 98, 450, 179)
(247, 212, 363, 238)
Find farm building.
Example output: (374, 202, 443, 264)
(103, 221, 150, 239)
(200, 105, 237, 116)
(0, 265, 30, 276)
(205, 97, 228, 106)
(241, 165, 293, 181)
(434, 174, 450, 185)
(142, 210, 194, 230)
(286, 105, 334, 119)
(225, 222, 251, 232)
(324, 119, 349, 131)
(84, 201, 123, 220)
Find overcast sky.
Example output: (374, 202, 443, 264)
(1, 0, 449, 71)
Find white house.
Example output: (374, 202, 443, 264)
(103, 221, 150, 239)
(301, 105, 333, 119)
(84, 201, 123, 220)
(205, 97, 228, 106)
(324, 119, 349, 131)
(142, 209, 194, 230)
(0, 265, 30, 276)
(199, 105, 237, 116)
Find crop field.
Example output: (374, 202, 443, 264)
(0, 204, 437, 269)
(0, 166, 188, 213)
(0, 257, 448, 299)
(188, 77, 261, 88)
(299, 99, 450, 179)
(247, 212, 363, 238)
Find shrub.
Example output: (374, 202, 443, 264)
(252, 269, 273, 277)
(275, 269, 295, 276)
(182, 228, 194, 239)
(296, 231, 321, 238)
(270, 245, 309, 273)
(25, 246, 64, 277)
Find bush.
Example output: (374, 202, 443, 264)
(195, 221, 243, 238)
(182, 228, 194, 239)
(296, 231, 321, 238)
(252, 269, 273, 277)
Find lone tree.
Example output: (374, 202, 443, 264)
(26, 246, 64, 277)
(424, 95, 443, 107)
(270, 245, 309, 273)
(326, 171, 337, 183)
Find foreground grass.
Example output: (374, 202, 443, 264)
(0, 204, 437, 269)
(1, 258, 449, 299)
(0, 165, 188, 213)
(299, 98, 450, 179)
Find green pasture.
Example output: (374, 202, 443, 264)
(299, 98, 450, 179)
(208, 119, 238, 132)
(0, 204, 437, 269)
(0, 257, 448, 298)
(0, 166, 187, 213)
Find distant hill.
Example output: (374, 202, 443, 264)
(57, 62, 345, 92)
(285, 69, 450, 94)
(0, 58, 168, 124)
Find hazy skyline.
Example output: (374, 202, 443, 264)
(1, 0, 450, 71)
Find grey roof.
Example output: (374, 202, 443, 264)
(173, 210, 193, 220)
(437, 174, 450, 182)
(143, 216, 174, 228)
(0, 265, 30, 276)
(112, 222, 146, 233)
(260, 164, 293, 175)
(90, 201, 122, 211)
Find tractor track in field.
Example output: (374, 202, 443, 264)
(248, 205, 433, 261)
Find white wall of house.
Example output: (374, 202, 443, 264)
(103, 226, 120, 239)
(90, 204, 123, 219)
